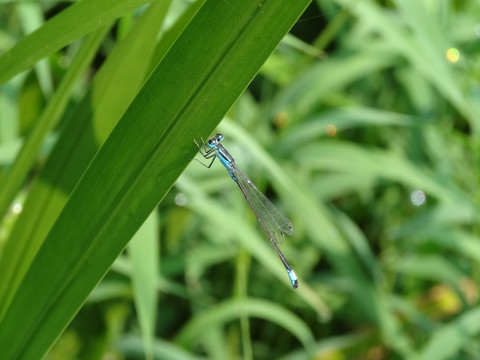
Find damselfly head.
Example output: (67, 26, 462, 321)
(208, 133, 224, 147)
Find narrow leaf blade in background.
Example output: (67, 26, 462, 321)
(0, 0, 153, 85)
(129, 211, 160, 360)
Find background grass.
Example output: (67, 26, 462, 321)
(1, 0, 479, 359)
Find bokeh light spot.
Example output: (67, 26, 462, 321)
(175, 193, 188, 206)
(410, 190, 426, 206)
(12, 202, 23, 214)
(326, 124, 337, 137)
(273, 112, 289, 129)
(446, 48, 460, 63)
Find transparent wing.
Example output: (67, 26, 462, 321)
(232, 163, 293, 244)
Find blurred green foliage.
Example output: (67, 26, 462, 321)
(1, 0, 480, 359)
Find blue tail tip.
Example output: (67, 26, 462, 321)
(287, 269, 298, 289)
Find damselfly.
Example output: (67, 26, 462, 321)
(194, 133, 298, 289)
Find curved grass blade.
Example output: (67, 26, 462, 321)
(175, 298, 315, 352)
